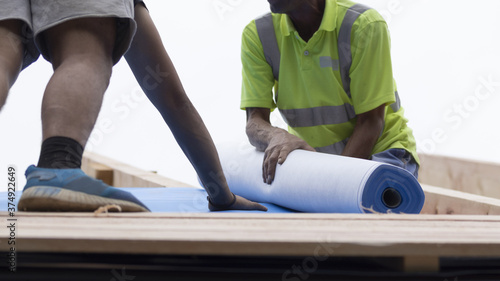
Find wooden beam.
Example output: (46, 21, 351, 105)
(419, 154, 500, 200)
(5, 212, 500, 272)
(84, 162, 114, 186)
(82, 152, 194, 188)
(421, 184, 500, 215)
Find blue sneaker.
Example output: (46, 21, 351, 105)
(18, 165, 150, 212)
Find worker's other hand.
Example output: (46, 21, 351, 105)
(263, 132, 315, 184)
(208, 193, 268, 212)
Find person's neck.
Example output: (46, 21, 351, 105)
(287, 0, 326, 42)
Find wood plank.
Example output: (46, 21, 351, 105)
(84, 162, 114, 186)
(421, 184, 500, 215)
(3, 212, 500, 259)
(82, 152, 194, 188)
(10, 211, 500, 222)
(419, 153, 500, 199)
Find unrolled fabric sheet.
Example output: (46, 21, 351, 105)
(216, 142, 425, 214)
(3, 188, 293, 213)
(119, 187, 293, 213)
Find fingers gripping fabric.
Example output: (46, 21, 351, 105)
(216, 142, 425, 214)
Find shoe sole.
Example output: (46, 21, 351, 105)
(18, 186, 149, 212)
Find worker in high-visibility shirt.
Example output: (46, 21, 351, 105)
(241, 0, 419, 184)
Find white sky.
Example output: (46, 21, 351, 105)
(1, 0, 500, 190)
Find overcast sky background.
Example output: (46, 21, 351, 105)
(1, 0, 500, 191)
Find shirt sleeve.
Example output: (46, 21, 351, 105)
(349, 20, 396, 115)
(240, 22, 277, 110)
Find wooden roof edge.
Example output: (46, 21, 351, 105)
(82, 151, 195, 188)
(418, 153, 500, 168)
(418, 153, 500, 200)
(421, 184, 500, 215)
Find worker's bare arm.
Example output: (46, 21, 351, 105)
(245, 107, 280, 151)
(246, 107, 315, 184)
(342, 104, 386, 159)
(125, 5, 266, 211)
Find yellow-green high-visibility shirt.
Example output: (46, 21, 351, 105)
(240, 0, 419, 165)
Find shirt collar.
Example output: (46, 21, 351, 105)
(280, 0, 338, 36)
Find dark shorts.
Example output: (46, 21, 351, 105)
(1, 0, 137, 67)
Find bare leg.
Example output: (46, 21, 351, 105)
(0, 20, 23, 110)
(19, 17, 149, 212)
(40, 17, 115, 146)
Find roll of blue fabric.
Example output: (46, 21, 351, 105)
(217, 142, 425, 214)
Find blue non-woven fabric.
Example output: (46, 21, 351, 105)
(2, 187, 294, 213)
(117, 187, 294, 213)
(216, 142, 425, 214)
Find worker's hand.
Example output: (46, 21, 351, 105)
(263, 132, 315, 184)
(208, 193, 268, 212)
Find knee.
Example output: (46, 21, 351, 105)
(0, 57, 21, 104)
(0, 23, 24, 84)
(56, 54, 113, 76)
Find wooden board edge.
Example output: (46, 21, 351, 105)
(82, 152, 195, 188)
(418, 153, 500, 199)
(421, 184, 500, 215)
